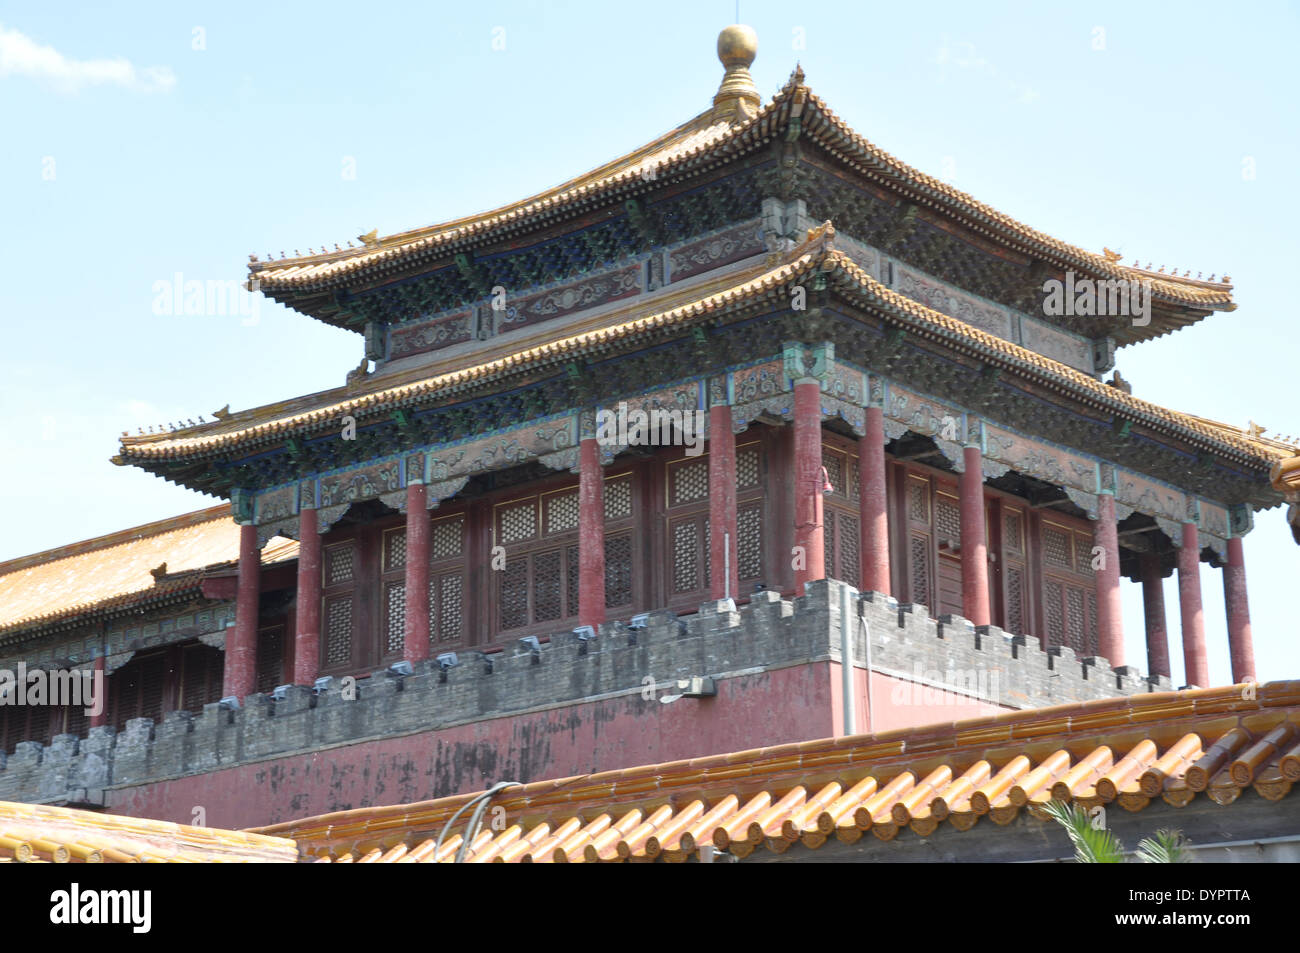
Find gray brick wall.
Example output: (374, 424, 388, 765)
(0, 581, 1164, 806)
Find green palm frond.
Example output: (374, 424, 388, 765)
(1136, 829, 1191, 864)
(1042, 798, 1125, 863)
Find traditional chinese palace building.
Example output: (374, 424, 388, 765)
(1, 26, 1295, 828)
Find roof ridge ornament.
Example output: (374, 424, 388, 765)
(712, 25, 760, 124)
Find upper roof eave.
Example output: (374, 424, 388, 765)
(119, 225, 1288, 478)
(247, 72, 1235, 335)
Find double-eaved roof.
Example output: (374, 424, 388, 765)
(110, 26, 1292, 504)
(118, 225, 1295, 474)
(248, 68, 1234, 343)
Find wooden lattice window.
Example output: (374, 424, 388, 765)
(826, 510, 861, 585)
(735, 442, 766, 588)
(322, 537, 361, 673)
(318, 513, 458, 675)
(180, 643, 223, 713)
(110, 650, 167, 731)
(379, 526, 406, 662)
(999, 504, 1029, 637)
(604, 471, 637, 609)
(934, 492, 962, 551)
(664, 454, 711, 606)
(0, 689, 89, 751)
(824, 443, 859, 585)
(737, 503, 763, 582)
(604, 473, 634, 521)
(909, 534, 930, 607)
(495, 490, 580, 634)
(605, 533, 634, 608)
(254, 625, 285, 695)
(428, 513, 467, 647)
(1040, 518, 1099, 656)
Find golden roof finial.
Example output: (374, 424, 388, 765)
(712, 25, 760, 124)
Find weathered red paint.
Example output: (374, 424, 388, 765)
(708, 404, 738, 601)
(1140, 551, 1170, 679)
(222, 523, 260, 700)
(294, 507, 321, 685)
(404, 483, 431, 662)
(959, 446, 990, 626)
(792, 379, 825, 592)
(1223, 536, 1255, 683)
(832, 666, 1005, 737)
(106, 663, 838, 829)
(1094, 493, 1124, 666)
(101, 660, 1019, 830)
(859, 406, 890, 595)
(578, 436, 605, 629)
(90, 655, 107, 728)
(1178, 522, 1209, 687)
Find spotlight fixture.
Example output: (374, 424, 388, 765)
(658, 676, 717, 705)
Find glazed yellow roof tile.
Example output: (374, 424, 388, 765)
(253, 679, 1300, 863)
(250, 110, 736, 291)
(0, 800, 298, 863)
(120, 225, 1290, 471)
(250, 72, 1233, 317)
(794, 84, 1234, 310)
(0, 505, 299, 638)
(1272, 454, 1300, 494)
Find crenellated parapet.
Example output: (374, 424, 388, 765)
(0, 580, 1160, 808)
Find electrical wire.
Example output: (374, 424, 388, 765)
(434, 780, 521, 863)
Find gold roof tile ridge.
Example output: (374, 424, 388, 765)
(0, 503, 233, 579)
(823, 252, 1283, 464)
(799, 90, 1234, 310)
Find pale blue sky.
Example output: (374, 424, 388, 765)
(1, 1, 1296, 686)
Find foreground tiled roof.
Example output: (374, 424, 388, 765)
(249, 71, 1233, 337)
(254, 680, 1300, 863)
(0, 801, 297, 863)
(119, 226, 1292, 472)
(0, 505, 298, 641)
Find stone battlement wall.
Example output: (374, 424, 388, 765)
(0, 580, 1165, 814)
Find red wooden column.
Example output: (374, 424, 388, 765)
(577, 435, 606, 629)
(1177, 521, 1209, 688)
(293, 504, 322, 685)
(223, 522, 260, 700)
(959, 445, 990, 626)
(792, 378, 825, 593)
(1223, 536, 1255, 683)
(1093, 492, 1124, 666)
(404, 482, 431, 663)
(89, 654, 107, 728)
(1139, 551, 1170, 680)
(708, 402, 738, 601)
(859, 405, 890, 595)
